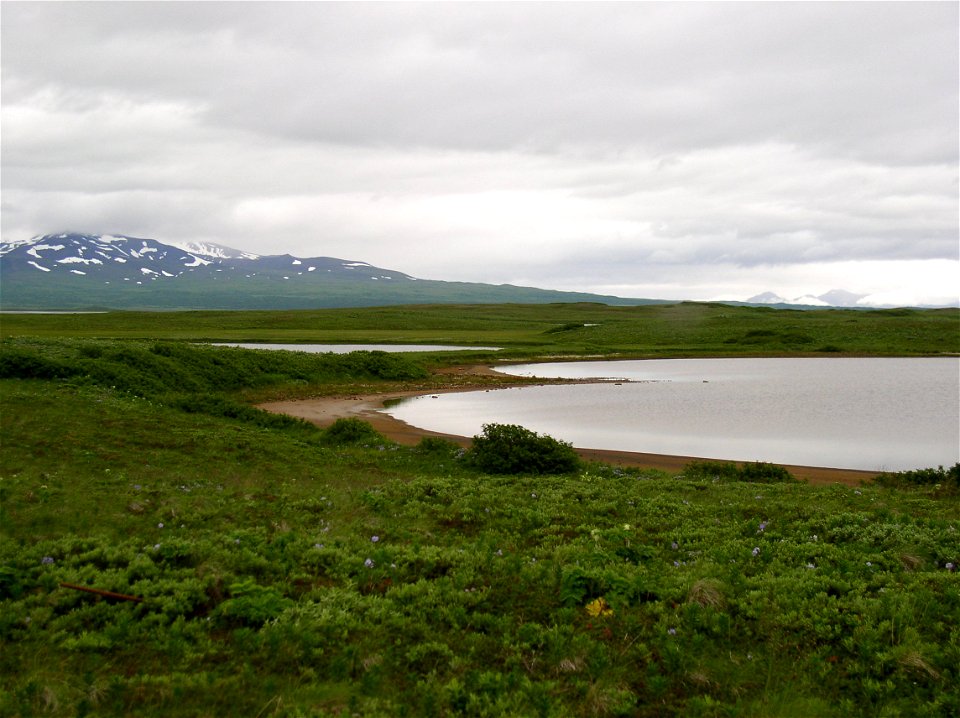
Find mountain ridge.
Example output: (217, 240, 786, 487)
(0, 233, 662, 310)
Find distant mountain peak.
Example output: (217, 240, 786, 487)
(0, 233, 415, 284)
(746, 291, 786, 304)
(746, 289, 867, 308)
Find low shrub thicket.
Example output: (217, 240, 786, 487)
(465, 423, 581, 475)
(0, 339, 427, 434)
(416, 436, 463, 457)
(682, 459, 798, 483)
(874, 463, 959, 493)
(321, 417, 389, 446)
(0, 339, 427, 397)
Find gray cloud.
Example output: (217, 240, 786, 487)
(1, 1, 957, 305)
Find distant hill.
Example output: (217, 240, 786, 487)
(0, 233, 664, 310)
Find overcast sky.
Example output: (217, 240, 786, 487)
(2, 1, 957, 306)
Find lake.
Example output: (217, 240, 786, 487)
(383, 357, 960, 472)
(210, 343, 499, 353)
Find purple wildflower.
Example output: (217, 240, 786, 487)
(371, 535, 380, 543)
(752, 547, 761, 557)
(41, 556, 54, 565)
(364, 558, 375, 568)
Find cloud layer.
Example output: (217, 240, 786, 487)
(2, 2, 957, 305)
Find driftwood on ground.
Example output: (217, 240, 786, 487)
(59, 582, 143, 603)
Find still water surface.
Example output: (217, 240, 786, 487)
(384, 358, 959, 471)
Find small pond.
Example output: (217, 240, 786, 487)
(384, 357, 959, 472)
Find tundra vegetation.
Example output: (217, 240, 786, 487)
(1, 303, 958, 717)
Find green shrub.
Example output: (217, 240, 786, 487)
(321, 418, 388, 446)
(0, 348, 76, 380)
(874, 463, 959, 492)
(215, 580, 293, 627)
(0, 566, 24, 599)
(416, 437, 462, 457)
(465, 423, 580, 475)
(739, 461, 797, 483)
(683, 460, 797, 483)
(345, 350, 428, 381)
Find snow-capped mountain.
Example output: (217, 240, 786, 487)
(0, 233, 416, 285)
(0, 232, 651, 310)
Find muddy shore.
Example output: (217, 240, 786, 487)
(258, 370, 878, 487)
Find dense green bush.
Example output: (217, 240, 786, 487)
(215, 579, 294, 627)
(321, 417, 388, 446)
(0, 348, 76, 380)
(465, 423, 581, 475)
(683, 460, 798, 483)
(874, 463, 959, 493)
(416, 436, 463, 457)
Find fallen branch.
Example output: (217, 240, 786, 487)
(59, 582, 143, 603)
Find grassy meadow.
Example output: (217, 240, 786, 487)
(1, 302, 958, 717)
(2, 301, 958, 358)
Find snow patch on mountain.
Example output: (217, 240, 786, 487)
(169, 241, 260, 260)
(58, 256, 103, 265)
(27, 244, 65, 258)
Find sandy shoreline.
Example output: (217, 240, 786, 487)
(258, 378, 879, 487)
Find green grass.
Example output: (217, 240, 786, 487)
(2, 378, 957, 717)
(1, 308, 958, 716)
(3, 302, 958, 358)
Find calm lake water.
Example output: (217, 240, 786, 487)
(210, 343, 499, 353)
(384, 358, 960, 471)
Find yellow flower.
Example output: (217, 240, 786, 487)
(585, 597, 614, 618)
